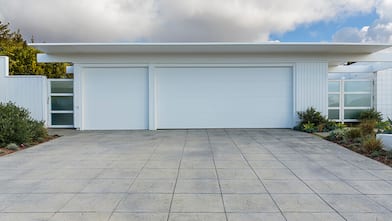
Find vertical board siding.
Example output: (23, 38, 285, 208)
(1, 56, 48, 122)
(377, 69, 392, 120)
(295, 62, 328, 122)
(4, 77, 47, 122)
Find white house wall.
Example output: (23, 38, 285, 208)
(377, 69, 392, 120)
(295, 62, 328, 120)
(72, 53, 329, 130)
(0, 56, 48, 123)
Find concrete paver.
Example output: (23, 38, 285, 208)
(0, 129, 391, 220)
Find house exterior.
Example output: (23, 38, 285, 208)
(1, 43, 392, 130)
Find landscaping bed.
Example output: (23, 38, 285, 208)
(329, 135, 392, 167)
(0, 135, 59, 157)
(0, 102, 55, 157)
(297, 107, 392, 168)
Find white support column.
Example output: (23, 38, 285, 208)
(73, 64, 82, 130)
(0, 56, 9, 102)
(148, 64, 157, 130)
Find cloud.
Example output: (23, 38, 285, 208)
(0, 0, 381, 42)
(333, 0, 392, 43)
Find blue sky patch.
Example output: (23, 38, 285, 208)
(270, 10, 379, 42)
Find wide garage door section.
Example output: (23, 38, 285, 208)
(156, 67, 293, 128)
(82, 67, 148, 130)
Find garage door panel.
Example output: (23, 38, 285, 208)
(157, 67, 292, 129)
(83, 67, 148, 130)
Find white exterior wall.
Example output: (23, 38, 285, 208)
(0, 56, 48, 123)
(295, 62, 328, 121)
(71, 54, 329, 130)
(377, 69, 392, 120)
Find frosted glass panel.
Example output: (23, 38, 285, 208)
(51, 81, 73, 93)
(344, 81, 372, 92)
(51, 96, 73, 111)
(328, 109, 339, 119)
(52, 113, 73, 125)
(328, 81, 340, 92)
(344, 94, 371, 107)
(328, 94, 339, 107)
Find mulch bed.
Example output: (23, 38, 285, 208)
(0, 135, 60, 157)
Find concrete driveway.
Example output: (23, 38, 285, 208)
(0, 129, 392, 221)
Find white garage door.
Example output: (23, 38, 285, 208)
(156, 67, 293, 128)
(83, 67, 148, 130)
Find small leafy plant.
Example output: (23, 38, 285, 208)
(359, 109, 382, 122)
(302, 122, 316, 133)
(326, 128, 348, 142)
(296, 107, 329, 133)
(297, 107, 327, 127)
(362, 136, 382, 153)
(359, 120, 377, 136)
(346, 128, 361, 140)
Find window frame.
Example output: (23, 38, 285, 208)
(328, 79, 374, 122)
(48, 79, 74, 128)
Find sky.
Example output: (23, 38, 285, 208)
(0, 0, 391, 43)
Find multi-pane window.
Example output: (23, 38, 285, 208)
(328, 79, 373, 122)
(49, 79, 74, 127)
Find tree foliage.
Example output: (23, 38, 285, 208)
(0, 21, 70, 78)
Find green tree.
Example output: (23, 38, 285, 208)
(0, 21, 70, 78)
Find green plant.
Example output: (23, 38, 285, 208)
(0, 102, 31, 146)
(377, 118, 392, 134)
(326, 129, 348, 142)
(346, 128, 361, 140)
(362, 136, 382, 153)
(297, 107, 327, 131)
(336, 122, 346, 129)
(5, 143, 19, 151)
(0, 102, 48, 146)
(28, 120, 48, 140)
(359, 109, 382, 122)
(359, 120, 377, 136)
(302, 122, 316, 133)
(370, 150, 384, 158)
(317, 121, 339, 132)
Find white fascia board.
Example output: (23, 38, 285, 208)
(346, 52, 392, 62)
(29, 42, 392, 54)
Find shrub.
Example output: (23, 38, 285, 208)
(377, 118, 392, 134)
(359, 109, 382, 122)
(362, 136, 382, 153)
(326, 129, 348, 142)
(5, 143, 19, 151)
(359, 120, 377, 136)
(297, 107, 327, 131)
(324, 121, 338, 131)
(302, 122, 316, 133)
(336, 122, 346, 129)
(0, 102, 31, 146)
(0, 102, 48, 146)
(28, 120, 48, 140)
(346, 128, 361, 140)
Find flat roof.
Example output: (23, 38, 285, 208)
(30, 42, 392, 54)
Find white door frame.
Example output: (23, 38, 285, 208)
(48, 79, 74, 128)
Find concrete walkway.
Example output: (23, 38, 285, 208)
(0, 129, 392, 221)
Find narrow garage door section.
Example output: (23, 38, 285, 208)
(83, 67, 148, 130)
(156, 67, 293, 129)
